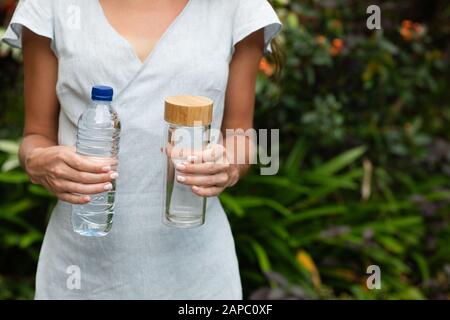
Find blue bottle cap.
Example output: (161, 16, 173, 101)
(91, 85, 114, 101)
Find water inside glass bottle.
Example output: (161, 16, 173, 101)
(162, 95, 213, 228)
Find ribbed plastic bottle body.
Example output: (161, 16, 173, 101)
(72, 99, 120, 237)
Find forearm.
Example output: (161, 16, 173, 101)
(20, 27, 60, 172)
(219, 29, 263, 186)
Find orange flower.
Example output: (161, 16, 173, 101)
(400, 27, 413, 41)
(330, 38, 344, 56)
(402, 20, 413, 29)
(332, 38, 344, 49)
(400, 20, 426, 41)
(316, 35, 327, 45)
(296, 250, 321, 289)
(259, 57, 274, 77)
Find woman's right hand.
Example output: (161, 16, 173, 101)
(25, 146, 118, 204)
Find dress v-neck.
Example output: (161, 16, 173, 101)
(95, 0, 192, 67)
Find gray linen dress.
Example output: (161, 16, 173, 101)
(2, 0, 281, 299)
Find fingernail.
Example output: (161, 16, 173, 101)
(177, 175, 186, 182)
(83, 196, 91, 202)
(192, 186, 199, 191)
(102, 165, 111, 172)
(104, 183, 113, 190)
(110, 172, 119, 179)
(187, 155, 197, 163)
(176, 164, 186, 171)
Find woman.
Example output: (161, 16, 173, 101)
(2, 0, 281, 299)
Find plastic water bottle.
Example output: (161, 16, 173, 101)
(72, 85, 121, 237)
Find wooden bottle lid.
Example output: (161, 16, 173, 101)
(164, 95, 213, 126)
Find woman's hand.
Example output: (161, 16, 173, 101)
(25, 146, 118, 204)
(173, 144, 240, 197)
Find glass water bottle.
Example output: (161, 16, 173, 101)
(163, 95, 213, 228)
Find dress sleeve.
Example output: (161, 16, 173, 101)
(232, 0, 282, 55)
(1, 0, 54, 49)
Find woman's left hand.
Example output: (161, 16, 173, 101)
(174, 144, 240, 197)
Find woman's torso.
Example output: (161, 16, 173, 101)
(35, 0, 242, 299)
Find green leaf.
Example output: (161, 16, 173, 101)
(0, 171, 29, 183)
(19, 231, 43, 249)
(283, 205, 347, 225)
(237, 196, 292, 217)
(1, 156, 20, 172)
(250, 240, 271, 273)
(0, 140, 20, 154)
(284, 138, 308, 176)
(411, 253, 430, 283)
(219, 193, 245, 217)
(28, 185, 55, 198)
(0, 199, 36, 219)
(377, 236, 405, 254)
(244, 175, 310, 194)
(312, 146, 367, 176)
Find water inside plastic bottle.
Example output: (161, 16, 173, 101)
(72, 96, 120, 237)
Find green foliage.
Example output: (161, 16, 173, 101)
(231, 0, 450, 299)
(223, 142, 449, 299)
(0, 140, 55, 299)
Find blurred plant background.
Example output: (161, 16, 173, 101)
(0, 0, 449, 299)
